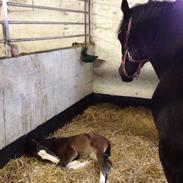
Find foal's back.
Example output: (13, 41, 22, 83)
(42, 133, 110, 157)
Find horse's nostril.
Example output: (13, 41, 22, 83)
(121, 75, 133, 82)
(119, 65, 133, 82)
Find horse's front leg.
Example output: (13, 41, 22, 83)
(37, 149, 60, 164)
(159, 140, 183, 183)
(57, 146, 78, 167)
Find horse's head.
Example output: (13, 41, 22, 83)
(118, 0, 149, 82)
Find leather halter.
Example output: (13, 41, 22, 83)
(121, 18, 147, 79)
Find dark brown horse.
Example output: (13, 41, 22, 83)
(118, 0, 183, 182)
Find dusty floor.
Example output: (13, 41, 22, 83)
(0, 103, 166, 183)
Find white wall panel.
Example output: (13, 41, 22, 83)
(0, 47, 93, 149)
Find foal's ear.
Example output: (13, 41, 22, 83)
(121, 0, 131, 17)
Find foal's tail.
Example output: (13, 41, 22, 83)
(97, 145, 112, 182)
(103, 145, 112, 174)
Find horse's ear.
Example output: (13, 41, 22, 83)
(121, 0, 131, 17)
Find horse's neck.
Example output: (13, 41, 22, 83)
(150, 50, 183, 79)
(148, 25, 183, 78)
(150, 58, 172, 79)
(139, 1, 183, 78)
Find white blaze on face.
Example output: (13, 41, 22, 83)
(99, 171, 106, 183)
(66, 160, 90, 170)
(37, 150, 60, 164)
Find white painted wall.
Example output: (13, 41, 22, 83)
(91, 0, 159, 99)
(0, 47, 93, 149)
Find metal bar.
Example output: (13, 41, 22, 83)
(0, 0, 87, 4)
(0, 0, 87, 5)
(6, 2, 89, 14)
(10, 34, 88, 42)
(88, 0, 91, 43)
(32, 0, 34, 11)
(2, 0, 11, 57)
(84, 0, 87, 47)
(8, 21, 88, 25)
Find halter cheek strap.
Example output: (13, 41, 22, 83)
(121, 17, 147, 79)
(124, 18, 132, 50)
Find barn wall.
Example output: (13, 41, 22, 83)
(0, 47, 93, 149)
(91, 0, 159, 99)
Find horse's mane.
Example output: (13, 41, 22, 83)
(118, 1, 176, 35)
(131, 1, 174, 18)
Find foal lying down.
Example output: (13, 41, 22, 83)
(26, 133, 112, 183)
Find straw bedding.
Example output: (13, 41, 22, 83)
(0, 103, 167, 183)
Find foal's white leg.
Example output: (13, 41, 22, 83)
(66, 160, 90, 170)
(37, 150, 60, 164)
(99, 171, 107, 183)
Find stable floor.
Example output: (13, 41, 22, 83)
(0, 103, 166, 183)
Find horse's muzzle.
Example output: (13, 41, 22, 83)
(119, 65, 133, 82)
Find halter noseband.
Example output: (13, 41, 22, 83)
(121, 17, 147, 79)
